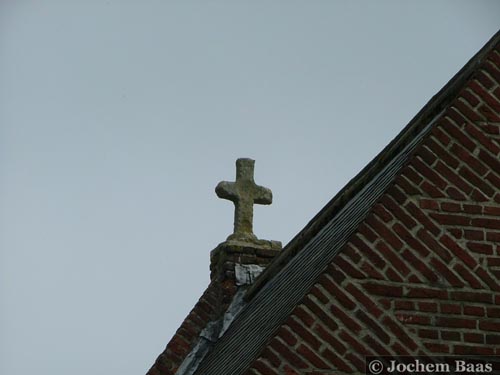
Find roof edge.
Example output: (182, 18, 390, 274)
(245, 29, 500, 301)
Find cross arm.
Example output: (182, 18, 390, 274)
(253, 185, 272, 205)
(215, 181, 238, 202)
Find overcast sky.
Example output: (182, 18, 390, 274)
(1, 2, 499, 374)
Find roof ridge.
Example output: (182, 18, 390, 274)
(245, 29, 500, 301)
(192, 30, 500, 375)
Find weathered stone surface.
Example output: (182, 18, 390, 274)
(216, 158, 274, 242)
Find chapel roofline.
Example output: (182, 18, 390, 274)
(246, 29, 500, 301)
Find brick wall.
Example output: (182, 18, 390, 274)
(148, 242, 280, 375)
(147, 281, 224, 375)
(245, 44, 500, 375)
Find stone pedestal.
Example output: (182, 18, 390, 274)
(210, 239, 282, 303)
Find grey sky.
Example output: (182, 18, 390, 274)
(1, 1, 499, 374)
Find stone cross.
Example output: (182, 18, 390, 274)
(216, 158, 272, 242)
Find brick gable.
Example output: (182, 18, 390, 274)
(146, 32, 500, 375)
(245, 43, 500, 375)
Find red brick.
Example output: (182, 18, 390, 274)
(297, 344, 330, 369)
(484, 205, 500, 216)
(420, 180, 446, 198)
(468, 81, 500, 116)
(394, 224, 430, 257)
(467, 242, 494, 255)
(402, 165, 424, 184)
(407, 287, 447, 299)
(261, 347, 281, 368)
(320, 347, 352, 371)
(350, 236, 385, 268)
(453, 345, 495, 355)
(362, 282, 403, 297)
(450, 291, 493, 304)
(418, 229, 453, 262)
(362, 335, 391, 356)
(360, 261, 384, 279)
(459, 165, 495, 197)
(375, 241, 410, 276)
(358, 223, 378, 243)
(416, 147, 438, 165)
(313, 324, 346, 355)
(452, 99, 484, 122)
(446, 186, 467, 200)
(373, 204, 393, 222)
(442, 120, 477, 151)
(475, 71, 496, 89)
(463, 204, 482, 214)
(345, 353, 365, 372)
(330, 304, 362, 333)
(303, 296, 338, 331)
(345, 283, 383, 317)
(333, 255, 365, 279)
(406, 202, 440, 235)
(435, 161, 475, 195)
(428, 138, 461, 168)
(429, 257, 464, 287)
(418, 302, 437, 312)
(310, 285, 329, 304)
(355, 309, 390, 344)
(432, 126, 451, 146)
(395, 300, 414, 310)
(485, 171, 500, 189)
(294, 305, 316, 326)
(461, 87, 482, 105)
(338, 329, 374, 356)
(479, 320, 500, 331)
(453, 263, 483, 289)
(366, 216, 403, 250)
(441, 331, 460, 341)
(343, 244, 361, 264)
(391, 342, 411, 356)
(424, 342, 449, 353)
(464, 306, 485, 316)
(439, 234, 476, 268)
(286, 317, 321, 350)
(396, 313, 431, 325)
(486, 334, 500, 345)
(471, 188, 489, 202)
(418, 329, 438, 339)
(487, 256, 500, 267)
(382, 316, 418, 351)
(478, 149, 500, 172)
(430, 212, 471, 226)
(464, 229, 484, 241)
(440, 303, 461, 314)
(419, 198, 439, 210)
(319, 274, 356, 310)
(385, 267, 404, 282)
(464, 333, 484, 344)
(383, 200, 416, 231)
(253, 358, 280, 375)
(435, 317, 476, 329)
(270, 338, 308, 369)
(278, 326, 298, 346)
(387, 185, 407, 204)
(411, 157, 448, 189)
(440, 202, 461, 212)
(487, 307, 500, 318)
(401, 249, 438, 282)
(476, 268, 500, 292)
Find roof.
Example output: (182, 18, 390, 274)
(191, 30, 500, 375)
